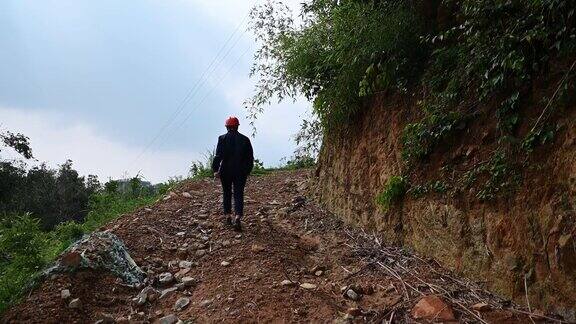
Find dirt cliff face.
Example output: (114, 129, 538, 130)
(314, 93, 576, 316)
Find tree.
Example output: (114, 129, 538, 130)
(0, 131, 33, 160)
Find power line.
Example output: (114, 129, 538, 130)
(128, 12, 250, 170)
(154, 44, 253, 149)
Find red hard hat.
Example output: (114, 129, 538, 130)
(225, 116, 240, 127)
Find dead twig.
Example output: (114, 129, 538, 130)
(524, 274, 536, 324)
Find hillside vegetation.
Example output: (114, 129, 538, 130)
(248, 0, 575, 200)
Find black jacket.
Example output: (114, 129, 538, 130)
(212, 130, 254, 178)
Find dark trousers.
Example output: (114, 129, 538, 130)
(221, 175, 247, 217)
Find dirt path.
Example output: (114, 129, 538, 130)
(2, 170, 556, 323)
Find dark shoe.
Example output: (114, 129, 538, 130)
(233, 217, 242, 232)
(224, 215, 232, 226)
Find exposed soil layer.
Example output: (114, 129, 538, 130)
(315, 87, 576, 316)
(1, 171, 560, 323)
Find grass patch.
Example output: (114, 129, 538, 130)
(0, 190, 162, 314)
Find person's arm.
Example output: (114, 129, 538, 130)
(212, 136, 224, 175)
(246, 139, 254, 176)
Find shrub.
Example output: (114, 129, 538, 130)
(247, 0, 426, 131)
(376, 176, 407, 211)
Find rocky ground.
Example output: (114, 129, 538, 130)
(1, 170, 565, 323)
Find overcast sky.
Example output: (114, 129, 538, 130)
(0, 0, 309, 183)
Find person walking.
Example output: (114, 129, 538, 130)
(212, 116, 254, 231)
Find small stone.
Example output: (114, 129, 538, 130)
(179, 260, 193, 269)
(98, 313, 116, 324)
(116, 316, 129, 324)
(347, 308, 362, 317)
(199, 299, 213, 308)
(61, 289, 71, 299)
(138, 286, 159, 305)
(251, 244, 266, 252)
(221, 261, 231, 267)
(235, 234, 242, 239)
(174, 268, 191, 280)
(196, 249, 207, 257)
(281, 279, 296, 286)
(160, 287, 178, 299)
(68, 298, 81, 309)
(299, 283, 317, 290)
(158, 272, 174, 284)
(222, 240, 231, 247)
(158, 314, 179, 324)
(182, 192, 192, 198)
(411, 295, 455, 321)
(174, 297, 190, 311)
(345, 289, 360, 301)
(176, 231, 185, 236)
(472, 302, 491, 312)
(181, 277, 196, 287)
(314, 270, 323, 277)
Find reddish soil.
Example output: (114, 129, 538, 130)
(1, 170, 556, 323)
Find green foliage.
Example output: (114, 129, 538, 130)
(189, 150, 215, 179)
(0, 214, 46, 313)
(250, 159, 268, 176)
(376, 176, 407, 211)
(409, 180, 449, 198)
(522, 124, 558, 153)
(0, 183, 163, 314)
(401, 110, 465, 162)
(247, 0, 426, 131)
(0, 131, 33, 159)
(0, 160, 100, 230)
(462, 151, 522, 201)
(82, 192, 158, 233)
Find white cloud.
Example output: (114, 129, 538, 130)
(0, 107, 199, 183)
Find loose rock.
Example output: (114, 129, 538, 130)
(299, 283, 317, 290)
(472, 302, 491, 312)
(68, 298, 81, 309)
(60, 289, 71, 300)
(347, 307, 362, 317)
(345, 288, 360, 301)
(180, 276, 197, 287)
(178, 260, 193, 269)
(251, 244, 266, 252)
(174, 297, 190, 311)
(221, 261, 231, 267)
(160, 287, 178, 299)
(281, 279, 296, 286)
(199, 299, 213, 308)
(411, 295, 456, 321)
(158, 314, 179, 324)
(158, 272, 174, 285)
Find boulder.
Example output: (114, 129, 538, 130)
(43, 232, 145, 286)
